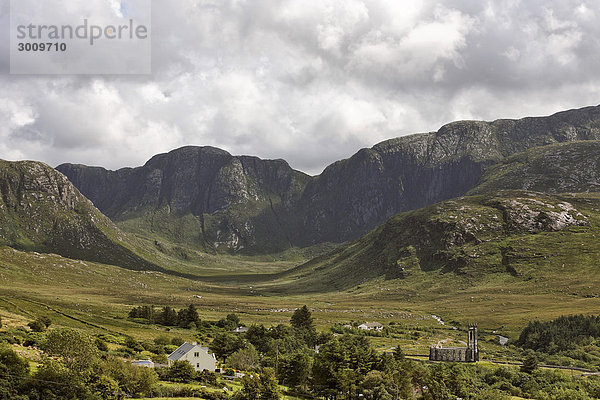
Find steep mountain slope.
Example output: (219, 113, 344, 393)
(279, 190, 598, 292)
(297, 106, 600, 244)
(0, 160, 158, 270)
(469, 141, 600, 195)
(58, 105, 600, 252)
(58, 147, 310, 253)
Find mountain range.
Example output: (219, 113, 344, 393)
(56, 104, 600, 254)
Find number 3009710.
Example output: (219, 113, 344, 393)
(18, 42, 67, 52)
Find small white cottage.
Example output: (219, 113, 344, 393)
(167, 342, 217, 372)
(358, 322, 384, 332)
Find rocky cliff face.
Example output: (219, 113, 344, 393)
(0, 160, 158, 270)
(57, 105, 600, 253)
(296, 105, 600, 244)
(58, 146, 309, 253)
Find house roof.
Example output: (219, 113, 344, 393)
(361, 322, 383, 327)
(168, 342, 212, 361)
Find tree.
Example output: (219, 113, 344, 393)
(279, 351, 312, 390)
(158, 306, 178, 326)
(291, 306, 314, 332)
(521, 352, 539, 374)
(227, 344, 260, 371)
(245, 324, 270, 353)
(235, 368, 281, 400)
(476, 388, 510, 400)
(312, 335, 378, 397)
(43, 328, 100, 373)
(260, 368, 281, 400)
(101, 356, 158, 397)
(236, 373, 261, 400)
(393, 344, 405, 360)
(128, 305, 155, 322)
(0, 345, 30, 397)
(154, 335, 171, 346)
(168, 360, 196, 383)
(211, 333, 246, 360)
(291, 305, 316, 346)
(27, 360, 95, 400)
(178, 304, 200, 328)
(93, 374, 121, 399)
(124, 336, 144, 352)
(218, 313, 241, 330)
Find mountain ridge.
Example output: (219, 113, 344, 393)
(57, 104, 600, 253)
(0, 159, 160, 271)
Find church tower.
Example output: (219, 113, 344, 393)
(467, 324, 479, 362)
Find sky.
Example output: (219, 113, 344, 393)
(1, 0, 600, 175)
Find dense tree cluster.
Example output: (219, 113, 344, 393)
(0, 328, 157, 399)
(515, 314, 600, 369)
(517, 314, 600, 353)
(128, 304, 200, 328)
(4, 308, 600, 399)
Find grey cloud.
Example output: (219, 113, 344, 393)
(1, 0, 600, 175)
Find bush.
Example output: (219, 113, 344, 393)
(167, 360, 196, 383)
(27, 319, 46, 333)
(154, 335, 171, 346)
(95, 338, 109, 352)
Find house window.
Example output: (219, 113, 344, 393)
(194, 352, 199, 357)
(197, 363, 200, 368)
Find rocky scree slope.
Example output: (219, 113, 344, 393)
(0, 160, 159, 270)
(58, 105, 600, 253)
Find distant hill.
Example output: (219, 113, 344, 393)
(0, 160, 158, 271)
(279, 190, 598, 292)
(58, 105, 600, 253)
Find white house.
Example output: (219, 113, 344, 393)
(167, 342, 217, 372)
(358, 322, 383, 332)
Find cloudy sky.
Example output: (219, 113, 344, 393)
(1, 0, 599, 175)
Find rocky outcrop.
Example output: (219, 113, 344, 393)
(281, 191, 595, 292)
(0, 160, 159, 270)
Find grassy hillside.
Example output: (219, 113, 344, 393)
(277, 190, 596, 290)
(0, 160, 161, 271)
